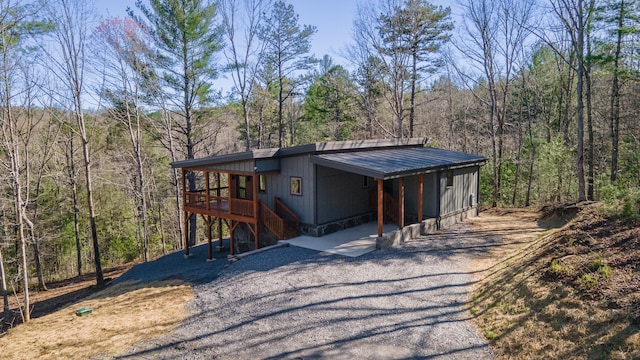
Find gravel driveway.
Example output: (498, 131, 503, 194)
(119, 221, 494, 359)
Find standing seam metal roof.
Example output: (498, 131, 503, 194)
(311, 147, 487, 179)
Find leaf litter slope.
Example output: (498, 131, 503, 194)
(471, 204, 640, 359)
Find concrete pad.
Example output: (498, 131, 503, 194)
(282, 222, 397, 257)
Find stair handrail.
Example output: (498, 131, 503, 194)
(259, 200, 284, 239)
(274, 197, 299, 231)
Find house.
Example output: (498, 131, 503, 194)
(171, 138, 487, 258)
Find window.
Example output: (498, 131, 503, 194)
(362, 176, 370, 189)
(446, 171, 454, 188)
(290, 176, 302, 196)
(259, 175, 267, 193)
(237, 175, 247, 199)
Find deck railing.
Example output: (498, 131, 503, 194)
(274, 197, 299, 231)
(260, 201, 284, 239)
(383, 192, 399, 225)
(185, 191, 207, 207)
(230, 198, 254, 217)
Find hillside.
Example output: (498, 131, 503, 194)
(471, 204, 640, 359)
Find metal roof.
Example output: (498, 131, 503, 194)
(311, 147, 487, 179)
(171, 138, 428, 169)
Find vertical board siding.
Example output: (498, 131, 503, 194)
(316, 166, 371, 224)
(440, 167, 478, 216)
(422, 173, 438, 218)
(264, 155, 315, 224)
(203, 160, 254, 173)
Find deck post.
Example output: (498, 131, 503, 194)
(230, 220, 235, 255)
(207, 215, 213, 260)
(184, 212, 190, 256)
(377, 178, 383, 237)
(418, 174, 423, 222)
(205, 171, 210, 212)
(182, 169, 189, 256)
(399, 177, 405, 229)
(253, 174, 260, 250)
(217, 173, 223, 248)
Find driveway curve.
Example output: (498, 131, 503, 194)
(120, 221, 494, 359)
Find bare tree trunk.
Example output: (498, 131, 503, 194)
(586, 18, 595, 201)
(66, 134, 82, 277)
(0, 245, 9, 315)
(78, 109, 104, 287)
(609, 0, 625, 182)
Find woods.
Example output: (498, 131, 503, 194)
(1, 0, 639, 326)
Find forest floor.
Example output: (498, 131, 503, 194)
(1, 263, 134, 333)
(471, 204, 640, 359)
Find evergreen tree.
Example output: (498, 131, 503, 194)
(258, 0, 316, 148)
(130, 0, 223, 246)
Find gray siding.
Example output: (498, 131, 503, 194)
(257, 155, 315, 225)
(202, 159, 254, 173)
(316, 166, 371, 224)
(440, 166, 478, 216)
(404, 173, 438, 219)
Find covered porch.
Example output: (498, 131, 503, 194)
(181, 168, 298, 259)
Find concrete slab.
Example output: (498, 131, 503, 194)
(282, 222, 398, 257)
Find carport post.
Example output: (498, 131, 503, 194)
(418, 174, 423, 222)
(377, 178, 383, 237)
(399, 177, 404, 229)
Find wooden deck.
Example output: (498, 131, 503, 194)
(185, 192, 256, 223)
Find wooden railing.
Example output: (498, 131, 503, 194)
(185, 191, 207, 207)
(383, 192, 399, 225)
(260, 201, 284, 239)
(274, 197, 299, 231)
(230, 198, 254, 217)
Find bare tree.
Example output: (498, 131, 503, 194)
(41, 0, 104, 287)
(93, 17, 151, 261)
(219, 0, 271, 150)
(550, 0, 596, 202)
(455, 0, 534, 206)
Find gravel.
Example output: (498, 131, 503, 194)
(118, 222, 494, 359)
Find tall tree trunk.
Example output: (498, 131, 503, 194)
(0, 245, 9, 315)
(77, 107, 104, 288)
(586, 19, 595, 201)
(575, 0, 587, 202)
(609, 0, 624, 182)
(67, 135, 82, 277)
(409, 54, 417, 137)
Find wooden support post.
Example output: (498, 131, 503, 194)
(418, 174, 423, 222)
(182, 169, 189, 256)
(218, 217, 223, 247)
(230, 220, 235, 255)
(184, 212, 190, 256)
(207, 215, 213, 260)
(377, 178, 383, 237)
(253, 174, 260, 250)
(399, 177, 405, 229)
(205, 171, 210, 212)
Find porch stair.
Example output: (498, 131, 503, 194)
(259, 197, 300, 240)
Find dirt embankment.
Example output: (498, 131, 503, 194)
(470, 204, 640, 359)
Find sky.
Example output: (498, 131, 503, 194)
(96, 0, 360, 65)
(93, 0, 461, 97)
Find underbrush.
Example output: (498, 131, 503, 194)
(471, 203, 640, 359)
